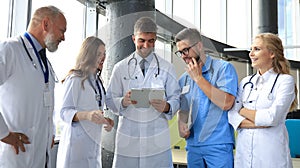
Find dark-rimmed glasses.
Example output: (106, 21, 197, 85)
(175, 42, 198, 57)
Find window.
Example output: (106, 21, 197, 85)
(278, 0, 300, 61)
(173, 0, 197, 28)
(0, 0, 11, 39)
(155, 0, 172, 16)
(200, 0, 227, 43)
(227, 0, 252, 48)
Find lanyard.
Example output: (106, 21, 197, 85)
(88, 77, 103, 108)
(96, 70, 106, 95)
(24, 32, 49, 84)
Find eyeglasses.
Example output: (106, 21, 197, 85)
(175, 42, 198, 57)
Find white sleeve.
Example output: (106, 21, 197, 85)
(0, 41, 16, 85)
(255, 75, 295, 126)
(228, 80, 246, 130)
(162, 64, 180, 120)
(0, 40, 17, 139)
(60, 76, 80, 124)
(0, 113, 9, 140)
(106, 63, 124, 115)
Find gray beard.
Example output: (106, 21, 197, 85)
(44, 33, 58, 52)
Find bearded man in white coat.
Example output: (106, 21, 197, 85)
(0, 6, 66, 168)
(106, 17, 180, 168)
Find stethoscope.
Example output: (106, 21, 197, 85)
(88, 70, 106, 108)
(20, 36, 58, 83)
(242, 73, 280, 102)
(123, 53, 160, 80)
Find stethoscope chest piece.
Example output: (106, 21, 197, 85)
(242, 73, 279, 103)
(267, 93, 273, 100)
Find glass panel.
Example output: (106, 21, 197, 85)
(200, 0, 226, 43)
(227, 0, 252, 48)
(173, 0, 195, 27)
(155, 0, 172, 16)
(155, 0, 166, 13)
(278, 0, 300, 61)
(0, 0, 11, 39)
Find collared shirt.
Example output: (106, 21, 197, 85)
(179, 55, 238, 146)
(136, 52, 154, 75)
(27, 32, 43, 52)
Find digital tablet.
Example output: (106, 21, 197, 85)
(131, 88, 165, 108)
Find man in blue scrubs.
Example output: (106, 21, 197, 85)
(175, 28, 238, 167)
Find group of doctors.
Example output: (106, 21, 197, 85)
(0, 5, 297, 168)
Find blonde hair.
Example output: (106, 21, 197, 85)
(62, 36, 105, 88)
(255, 33, 297, 111)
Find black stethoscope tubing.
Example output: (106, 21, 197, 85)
(125, 53, 160, 80)
(243, 73, 280, 101)
(20, 36, 37, 69)
(20, 36, 58, 82)
(88, 75, 105, 108)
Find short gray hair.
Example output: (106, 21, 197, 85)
(175, 28, 202, 44)
(134, 17, 157, 34)
(32, 6, 64, 23)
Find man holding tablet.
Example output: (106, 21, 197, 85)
(106, 17, 180, 168)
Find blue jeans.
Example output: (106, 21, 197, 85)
(187, 144, 234, 168)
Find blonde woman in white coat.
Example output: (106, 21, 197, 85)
(228, 33, 297, 168)
(56, 36, 114, 168)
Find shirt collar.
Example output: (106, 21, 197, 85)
(256, 68, 275, 82)
(27, 32, 43, 52)
(202, 55, 212, 73)
(136, 51, 154, 64)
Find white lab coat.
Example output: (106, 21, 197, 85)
(0, 36, 55, 167)
(106, 52, 180, 168)
(228, 69, 294, 168)
(56, 75, 105, 168)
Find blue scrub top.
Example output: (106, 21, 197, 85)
(179, 55, 238, 146)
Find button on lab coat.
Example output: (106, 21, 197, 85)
(0, 36, 55, 167)
(56, 75, 104, 168)
(106, 53, 180, 168)
(228, 70, 294, 168)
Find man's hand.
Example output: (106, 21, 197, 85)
(150, 99, 170, 113)
(122, 91, 137, 108)
(178, 120, 190, 139)
(1, 132, 30, 154)
(186, 57, 204, 83)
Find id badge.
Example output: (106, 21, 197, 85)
(181, 85, 190, 94)
(43, 91, 52, 107)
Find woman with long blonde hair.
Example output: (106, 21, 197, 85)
(228, 33, 297, 168)
(57, 36, 113, 168)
